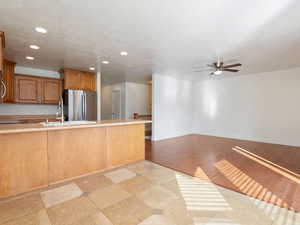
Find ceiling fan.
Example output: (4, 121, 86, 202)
(195, 58, 242, 75)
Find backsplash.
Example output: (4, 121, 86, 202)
(0, 104, 57, 115)
(15, 66, 60, 78)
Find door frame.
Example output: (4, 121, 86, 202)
(111, 89, 121, 120)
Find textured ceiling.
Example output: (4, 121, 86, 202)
(0, 0, 300, 84)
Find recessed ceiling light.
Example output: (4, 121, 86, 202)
(29, 45, 40, 50)
(26, 56, 34, 60)
(89, 67, 95, 71)
(35, 27, 47, 33)
(102, 60, 109, 64)
(120, 51, 128, 56)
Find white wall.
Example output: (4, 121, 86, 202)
(15, 66, 60, 78)
(101, 82, 149, 120)
(101, 82, 126, 120)
(152, 73, 193, 141)
(0, 66, 60, 115)
(152, 67, 300, 147)
(192, 67, 300, 147)
(125, 82, 148, 119)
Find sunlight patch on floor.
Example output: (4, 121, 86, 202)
(215, 159, 294, 211)
(192, 217, 241, 225)
(175, 170, 232, 212)
(233, 146, 300, 184)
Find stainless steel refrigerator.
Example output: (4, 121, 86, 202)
(63, 90, 97, 121)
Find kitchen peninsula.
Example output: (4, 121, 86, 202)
(0, 120, 150, 198)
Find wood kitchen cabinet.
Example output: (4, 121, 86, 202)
(42, 78, 62, 104)
(81, 71, 96, 91)
(62, 69, 81, 90)
(14, 75, 42, 104)
(61, 68, 96, 91)
(0, 131, 48, 197)
(48, 127, 107, 183)
(2, 60, 16, 103)
(0, 32, 5, 103)
(0, 31, 4, 75)
(106, 124, 145, 167)
(14, 74, 62, 104)
(0, 122, 146, 198)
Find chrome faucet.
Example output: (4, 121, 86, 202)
(56, 97, 64, 123)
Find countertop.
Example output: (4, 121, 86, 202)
(0, 120, 152, 134)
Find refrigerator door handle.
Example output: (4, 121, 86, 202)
(81, 92, 84, 120)
(82, 92, 87, 120)
(85, 92, 87, 120)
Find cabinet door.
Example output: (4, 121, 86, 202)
(0, 31, 4, 75)
(63, 69, 81, 90)
(2, 60, 16, 103)
(0, 32, 4, 103)
(48, 127, 107, 183)
(42, 79, 62, 104)
(14, 75, 42, 104)
(0, 132, 48, 198)
(81, 72, 96, 91)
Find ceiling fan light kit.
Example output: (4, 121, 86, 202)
(213, 70, 223, 75)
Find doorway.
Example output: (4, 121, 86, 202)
(112, 89, 121, 120)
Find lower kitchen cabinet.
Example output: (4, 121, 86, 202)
(47, 125, 145, 183)
(0, 123, 146, 198)
(106, 124, 145, 167)
(0, 132, 48, 197)
(47, 127, 107, 183)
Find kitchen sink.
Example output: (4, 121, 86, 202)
(40, 121, 97, 126)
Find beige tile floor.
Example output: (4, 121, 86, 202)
(41, 183, 83, 208)
(0, 160, 299, 225)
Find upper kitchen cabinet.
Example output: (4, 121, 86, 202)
(42, 78, 62, 104)
(0, 31, 4, 74)
(61, 69, 81, 90)
(2, 60, 16, 103)
(14, 74, 62, 104)
(61, 68, 96, 91)
(80, 71, 96, 91)
(0, 32, 5, 103)
(14, 75, 42, 104)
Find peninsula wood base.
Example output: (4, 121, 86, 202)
(0, 124, 145, 198)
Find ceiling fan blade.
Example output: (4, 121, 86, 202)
(223, 63, 242, 68)
(206, 64, 215, 68)
(223, 69, 239, 72)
